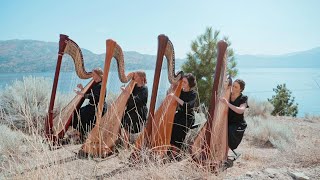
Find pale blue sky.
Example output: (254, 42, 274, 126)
(1, 0, 319, 58)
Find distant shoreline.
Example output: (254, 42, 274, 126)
(1, 68, 320, 117)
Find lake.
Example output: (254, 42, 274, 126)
(1, 68, 319, 117)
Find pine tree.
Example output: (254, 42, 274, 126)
(182, 27, 237, 107)
(268, 83, 298, 117)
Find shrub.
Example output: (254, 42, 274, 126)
(0, 76, 72, 134)
(246, 116, 294, 150)
(182, 27, 237, 107)
(246, 98, 274, 117)
(268, 83, 298, 117)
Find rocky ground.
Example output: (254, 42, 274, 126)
(225, 116, 320, 180)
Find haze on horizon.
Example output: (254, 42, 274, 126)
(0, 0, 319, 58)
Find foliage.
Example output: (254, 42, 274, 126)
(268, 83, 298, 117)
(246, 116, 294, 150)
(0, 76, 71, 134)
(246, 98, 274, 117)
(182, 27, 237, 107)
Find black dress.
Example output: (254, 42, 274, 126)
(122, 85, 148, 134)
(71, 81, 107, 136)
(228, 93, 249, 150)
(170, 90, 197, 149)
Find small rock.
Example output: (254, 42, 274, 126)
(245, 171, 254, 177)
(288, 172, 310, 180)
(264, 168, 279, 178)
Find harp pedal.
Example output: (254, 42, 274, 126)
(229, 149, 241, 161)
(224, 150, 241, 169)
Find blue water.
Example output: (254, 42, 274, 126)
(238, 68, 320, 116)
(1, 68, 319, 117)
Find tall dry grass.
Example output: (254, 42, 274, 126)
(246, 98, 274, 118)
(245, 98, 295, 151)
(246, 116, 295, 150)
(1, 76, 311, 179)
(0, 76, 74, 134)
(0, 76, 221, 179)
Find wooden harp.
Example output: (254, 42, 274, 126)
(133, 35, 183, 156)
(80, 39, 135, 158)
(45, 34, 95, 142)
(190, 40, 231, 170)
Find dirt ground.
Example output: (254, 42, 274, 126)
(225, 116, 320, 179)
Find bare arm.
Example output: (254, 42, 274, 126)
(169, 92, 197, 110)
(228, 102, 247, 114)
(221, 98, 247, 114)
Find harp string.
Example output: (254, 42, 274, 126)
(49, 36, 95, 139)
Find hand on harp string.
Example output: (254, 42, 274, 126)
(220, 97, 229, 106)
(120, 85, 130, 95)
(77, 83, 84, 90)
(74, 89, 84, 97)
(74, 83, 85, 97)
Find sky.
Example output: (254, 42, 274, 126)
(0, 0, 319, 58)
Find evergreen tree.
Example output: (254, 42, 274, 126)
(182, 27, 237, 107)
(268, 83, 298, 117)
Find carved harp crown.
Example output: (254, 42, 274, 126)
(112, 42, 132, 83)
(59, 34, 92, 79)
(160, 34, 184, 84)
(46, 34, 95, 142)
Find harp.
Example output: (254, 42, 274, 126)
(80, 39, 135, 158)
(133, 35, 183, 157)
(190, 40, 231, 170)
(45, 34, 94, 142)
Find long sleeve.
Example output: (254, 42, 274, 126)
(177, 90, 197, 115)
(126, 86, 148, 109)
(84, 82, 103, 105)
(122, 85, 149, 130)
(182, 91, 197, 111)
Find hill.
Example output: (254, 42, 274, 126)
(1, 39, 320, 73)
(236, 47, 320, 68)
(0, 40, 185, 73)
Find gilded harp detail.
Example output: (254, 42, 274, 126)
(190, 40, 231, 170)
(46, 34, 94, 142)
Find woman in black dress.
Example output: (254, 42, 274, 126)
(121, 71, 148, 148)
(72, 67, 107, 140)
(221, 79, 249, 150)
(169, 73, 197, 151)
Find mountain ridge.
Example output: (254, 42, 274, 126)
(0, 39, 319, 72)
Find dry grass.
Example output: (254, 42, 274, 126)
(245, 116, 295, 150)
(0, 76, 73, 134)
(0, 77, 220, 179)
(244, 98, 295, 150)
(0, 128, 226, 179)
(1, 79, 319, 179)
(246, 98, 274, 118)
(303, 114, 320, 123)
